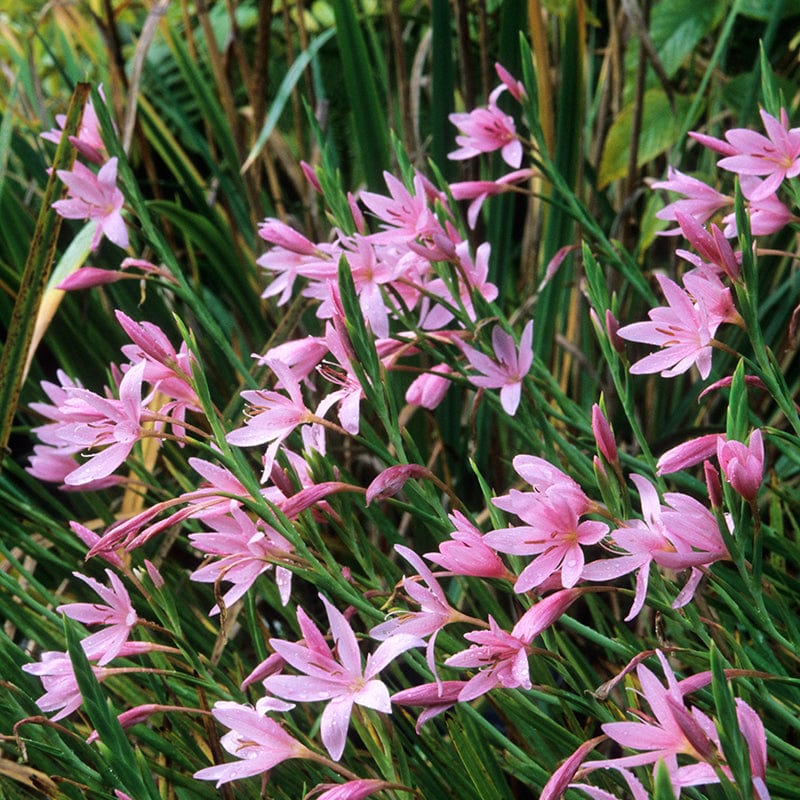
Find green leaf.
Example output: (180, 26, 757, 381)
(0, 82, 89, 467)
(64, 619, 161, 799)
(653, 758, 677, 800)
(331, 0, 390, 190)
(649, 0, 726, 78)
(241, 28, 335, 173)
(598, 88, 691, 188)
(710, 644, 754, 800)
(446, 711, 515, 800)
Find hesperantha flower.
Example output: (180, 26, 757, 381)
(370, 544, 474, 682)
(53, 359, 150, 486)
(617, 273, 721, 380)
(485, 489, 609, 591)
(448, 83, 523, 168)
(543, 651, 770, 800)
(581, 475, 729, 618)
(226, 357, 320, 480)
(42, 91, 107, 165)
(715, 108, 800, 201)
(443, 589, 582, 702)
(193, 701, 313, 787)
(265, 594, 423, 761)
(189, 505, 295, 611)
(56, 570, 139, 665)
(652, 166, 731, 233)
(458, 320, 533, 415)
(424, 511, 512, 580)
(22, 641, 165, 720)
(717, 428, 764, 502)
(52, 157, 128, 250)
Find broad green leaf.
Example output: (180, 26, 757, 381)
(649, 0, 726, 78)
(598, 88, 691, 188)
(738, 0, 800, 18)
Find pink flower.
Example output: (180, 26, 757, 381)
(266, 595, 422, 760)
(459, 320, 533, 415)
(56, 570, 138, 665)
(370, 544, 465, 682)
(226, 358, 318, 480)
(21, 642, 159, 720)
(390, 680, 466, 731)
(653, 167, 731, 232)
(617, 274, 719, 379)
(582, 475, 728, 619)
(717, 428, 764, 502)
(58, 359, 148, 486)
(656, 433, 724, 474)
(425, 511, 510, 580)
(715, 109, 800, 201)
(42, 92, 106, 164)
(444, 589, 581, 702)
(449, 168, 533, 228)
(360, 172, 442, 245)
(189, 505, 295, 611)
(52, 158, 128, 250)
(193, 701, 312, 786)
(674, 211, 741, 281)
(485, 488, 608, 591)
(563, 651, 771, 799)
(449, 85, 523, 168)
(309, 779, 395, 800)
(365, 464, 430, 505)
(405, 364, 454, 410)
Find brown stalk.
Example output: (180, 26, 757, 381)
(388, 0, 415, 156)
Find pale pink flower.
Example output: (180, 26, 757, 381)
(22, 650, 110, 720)
(656, 433, 724, 474)
(449, 85, 523, 168)
(717, 428, 764, 502)
(22, 642, 159, 720)
(405, 364, 454, 410)
(493, 455, 593, 520)
(582, 475, 728, 619)
(365, 464, 429, 505)
(193, 701, 312, 786)
(723, 175, 794, 236)
(494, 62, 525, 102)
(653, 167, 731, 232)
(226, 358, 318, 480)
(57, 359, 148, 486)
(189, 505, 295, 611)
(715, 108, 800, 201)
(486, 488, 608, 591)
(444, 589, 581, 702)
(57, 570, 138, 665)
(568, 651, 770, 799)
(309, 779, 395, 800)
(459, 320, 533, 415)
(450, 168, 533, 228)
(266, 595, 422, 760)
(360, 172, 443, 245)
(674, 211, 741, 281)
(42, 93, 106, 164)
(421, 240, 499, 329)
(425, 511, 510, 580)
(617, 274, 719, 379)
(390, 680, 466, 731)
(370, 544, 465, 681)
(53, 158, 128, 250)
